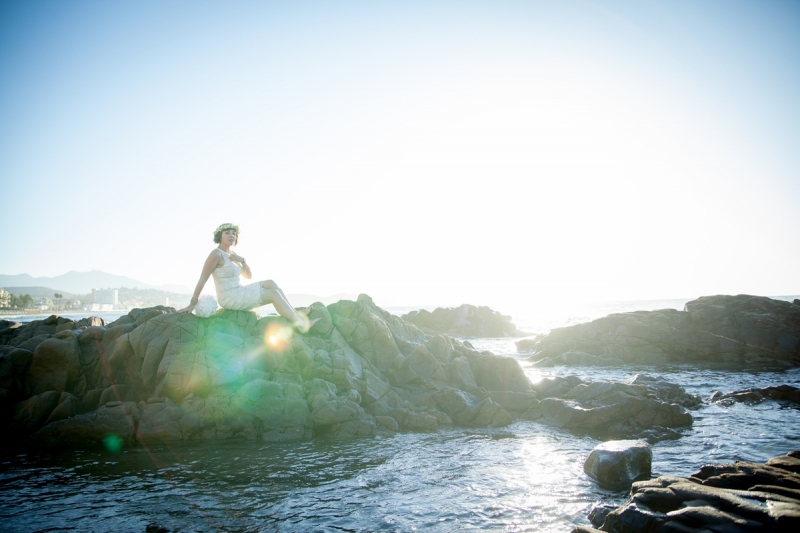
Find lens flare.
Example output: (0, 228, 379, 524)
(103, 433, 123, 453)
(264, 321, 293, 351)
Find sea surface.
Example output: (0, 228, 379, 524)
(2, 297, 800, 532)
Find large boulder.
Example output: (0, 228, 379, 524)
(3, 316, 59, 352)
(234, 379, 310, 441)
(402, 304, 519, 337)
(0, 345, 33, 405)
(328, 294, 428, 371)
(26, 336, 84, 397)
(583, 440, 652, 491)
(26, 402, 139, 448)
(536, 377, 693, 442)
(432, 387, 512, 427)
(524, 295, 800, 368)
(12, 390, 63, 433)
(4, 296, 545, 449)
(626, 374, 703, 409)
(305, 378, 373, 437)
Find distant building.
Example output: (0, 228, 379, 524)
(0, 288, 9, 308)
(93, 289, 118, 307)
(34, 297, 53, 310)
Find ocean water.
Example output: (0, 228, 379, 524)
(2, 297, 800, 532)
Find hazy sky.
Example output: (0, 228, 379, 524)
(1, 0, 798, 308)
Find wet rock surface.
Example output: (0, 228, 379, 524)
(402, 304, 520, 337)
(709, 384, 800, 406)
(583, 440, 652, 491)
(522, 295, 800, 368)
(578, 451, 800, 533)
(531, 374, 694, 443)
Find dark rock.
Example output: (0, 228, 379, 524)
(26, 337, 83, 396)
(598, 451, 800, 532)
(524, 295, 800, 368)
(13, 390, 62, 433)
(515, 336, 542, 352)
(588, 503, 617, 528)
(535, 377, 693, 442)
(27, 402, 139, 448)
(0, 320, 23, 345)
(465, 350, 531, 393)
(710, 384, 800, 406)
(76, 316, 105, 327)
(4, 296, 538, 448)
(5, 319, 57, 351)
(402, 304, 520, 337)
(584, 440, 652, 490)
(43, 392, 80, 425)
(0, 346, 33, 402)
(766, 454, 800, 474)
(626, 374, 702, 409)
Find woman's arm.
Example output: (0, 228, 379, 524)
(177, 251, 223, 313)
(230, 252, 252, 279)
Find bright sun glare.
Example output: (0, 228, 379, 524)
(264, 322, 293, 351)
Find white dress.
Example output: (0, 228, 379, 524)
(211, 249, 265, 310)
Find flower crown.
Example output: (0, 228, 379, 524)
(213, 223, 239, 242)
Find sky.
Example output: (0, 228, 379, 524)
(1, 0, 798, 309)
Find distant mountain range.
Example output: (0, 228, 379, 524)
(0, 271, 191, 295)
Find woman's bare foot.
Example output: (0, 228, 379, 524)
(293, 311, 321, 334)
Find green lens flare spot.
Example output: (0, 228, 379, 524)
(103, 433, 123, 453)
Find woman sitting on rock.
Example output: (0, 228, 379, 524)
(178, 223, 313, 332)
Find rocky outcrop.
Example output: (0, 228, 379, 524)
(401, 304, 520, 337)
(522, 295, 800, 368)
(580, 451, 800, 532)
(531, 375, 694, 443)
(2, 296, 539, 449)
(709, 384, 800, 406)
(2, 296, 702, 449)
(584, 440, 652, 491)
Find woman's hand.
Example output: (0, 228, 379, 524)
(231, 252, 252, 279)
(177, 303, 195, 314)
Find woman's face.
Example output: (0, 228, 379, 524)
(221, 229, 237, 246)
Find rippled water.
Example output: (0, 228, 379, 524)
(4, 363, 799, 532)
(3, 300, 800, 532)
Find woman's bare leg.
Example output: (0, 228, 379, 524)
(261, 283, 310, 331)
(262, 280, 289, 302)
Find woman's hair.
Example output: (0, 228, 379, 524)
(213, 223, 239, 245)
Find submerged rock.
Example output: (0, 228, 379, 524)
(401, 304, 520, 337)
(583, 440, 652, 491)
(589, 451, 800, 533)
(524, 295, 800, 368)
(709, 384, 800, 406)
